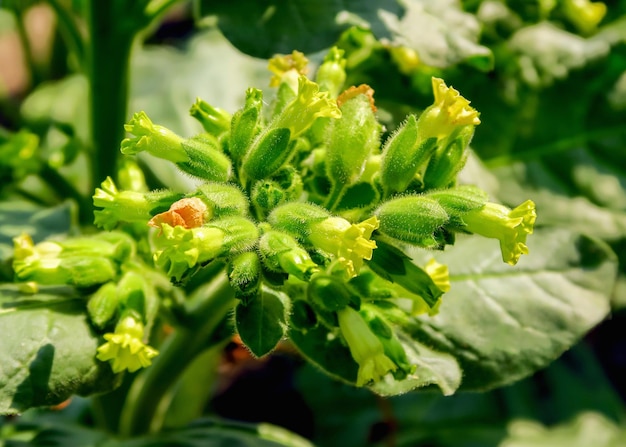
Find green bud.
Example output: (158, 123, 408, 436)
(375, 195, 449, 247)
(117, 271, 148, 317)
(117, 158, 148, 192)
(189, 97, 232, 136)
(230, 88, 263, 164)
(337, 306, 396, 386)
(422, 131, 470, 189)
(308, 275, 352, 312)
(242, 128, 292, 181)
(316, 46, 347, 98)
(192, 182, 250, 217)
(269, 82, 297, 119)
(93, 177, 183, 230)
(380, 115, 438, 196)
(267, 202, 330, 240)
(177, 135, 232, 182)
(425, 185, 488, 216)
(325, 92, 380, 208)
(121, 112, 188, 163)
(0, 130, 40, 181)
(259, 230, 320, 281)
(228, 252, 262, 301)
(121, 113, 232, 182)
(252, 180, 287, 216)
(87, 282, 120, 329)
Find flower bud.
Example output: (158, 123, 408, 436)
(462, 200, 536, 265)
(425, 185, 488, 216)
(121, 112, 232, 181)
(380, 115, 437, 196)
(0, 130, 40, 181)
(229, 88, 264, 164)
(96, 312, 158, 373)
(251, 180, 287, 216)
(422, 130, 471, 189)
(189, 98, 231, 136)
(241, 128, 293, 181)
(562, 0, 607, 34)
(316, 47, 347, 98)
(268, 50, 308, 88)
(325, 86, 380, 208)
(93, 177, 183, 230)
(228, 252, 261, 301)
(337, 306, 397, 386)
(191, 182, 250, 218)
(375, 195, 449, 247)
(87, 282, 119, 329)
(259, 230, 319, 281)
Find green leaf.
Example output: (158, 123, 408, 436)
(0, 285, 119, 414)
(196, 0, 402, 58)
(235, 286, 288, 357)
(288, 319, 461, 396)
(406, 227, 616, 391)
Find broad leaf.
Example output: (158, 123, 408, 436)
(407, 227, 616, 391)
(0, 286, 119, 414)
(236, 287, 288, 357)
(196, 0, 402, 58)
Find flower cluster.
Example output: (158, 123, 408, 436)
(13, 47, 536, 385)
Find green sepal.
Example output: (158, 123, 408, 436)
(380, 115, 438, 196)
(267, 202, 330, 241)
(242, 128, 292, 181)
(235, 286, 288, 357)
(375, 195, 449, 247)
(87, 282, 120, 329)
(228, 251, 261, 301)
(269, 82, 297, 119)
(189, 97, 232, 137)
(229, 88, 263, 164)
(191, 182, 249, 217)
(367, 240, 443, 309)
(325, 94, 380, 195)
(425, 185, 488, 216)
(177, 135, 232, 182)
(315, 46, 347, 98)
(422, 127, 474, 189)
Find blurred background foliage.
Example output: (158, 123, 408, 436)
(1, 0, 625, 446)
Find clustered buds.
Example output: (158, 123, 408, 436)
(12, 47, 537, 385)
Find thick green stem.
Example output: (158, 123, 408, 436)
(86, 0, 136, 193)
(119, 270, 237, 437)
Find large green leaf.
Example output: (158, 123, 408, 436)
(196, 0, 402, 58)
(0, 285, 118, 414)
(408, 227, 616, 391)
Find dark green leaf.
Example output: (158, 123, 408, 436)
(196, 0, 402, 58)
(235, 286, 288, 357)
(407, 227, 616, 391)
(0, 286, 119, 414)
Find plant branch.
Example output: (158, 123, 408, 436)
(47, 0, 86, 68)
(118, 269, 237, 437)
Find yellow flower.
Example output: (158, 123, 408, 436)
(96, 316, 158, 373)
(420, 77, 480, 140)
(337, 307, 396, 386)
(309, 216, 379, 278)
(268, 50, 309, 88)
(463, 200, 537, 265)
(562, 0, 607, 34)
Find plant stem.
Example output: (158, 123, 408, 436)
(47, 0, 85, 68)
(85, 0, 136, 193)
(14, 9, 40, 88)
(118, 270, 237, 437)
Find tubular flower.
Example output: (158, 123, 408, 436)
(96, 315, 158, 373)
(148, 197, 209, 229)
(424, 259, 450, 293)
(463, 200, 537, 265)
(420, 77, 481, 140)
(268, 50, 309, 88)
(120, 112, 188, 162)
(308, 216, 379, 278)
(273, 76, 342, 139)
(337, 306, 397, 386)
(562, 0, 607, 34)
